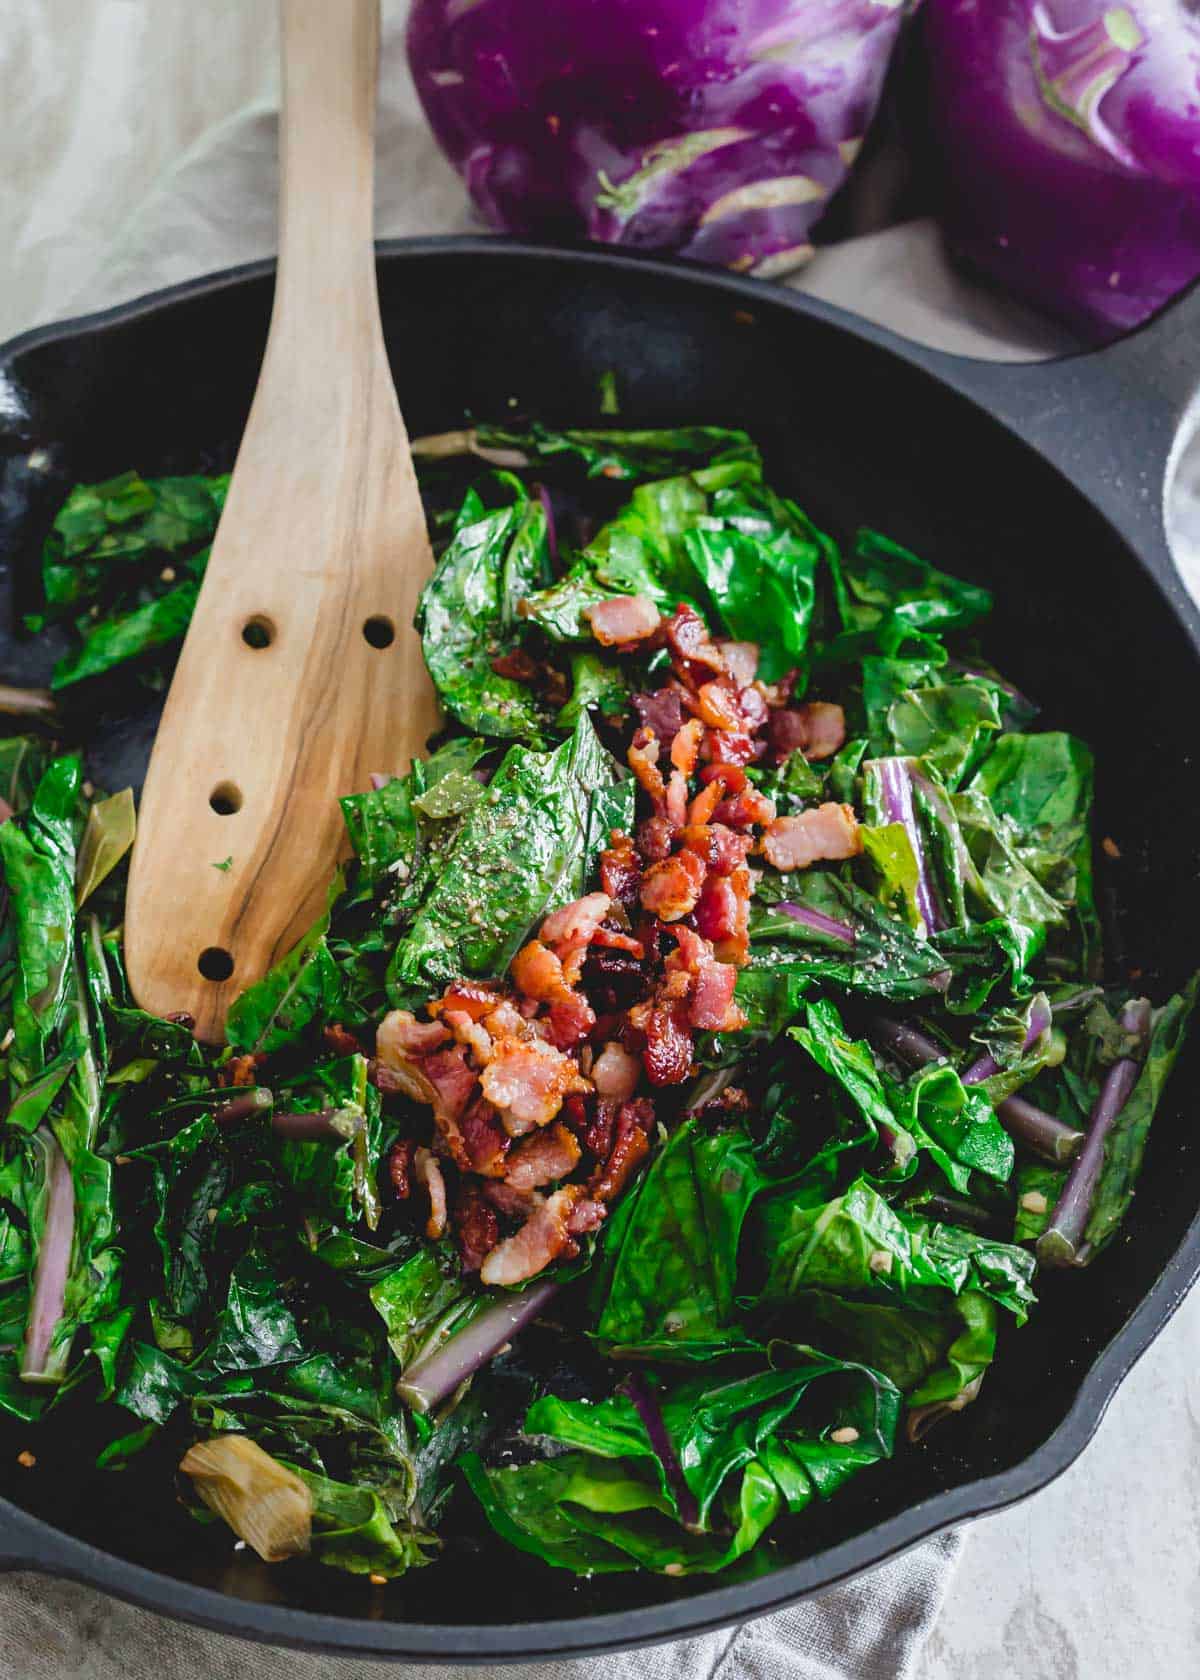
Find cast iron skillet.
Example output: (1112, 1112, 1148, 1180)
(0, 238, 1198, 1662)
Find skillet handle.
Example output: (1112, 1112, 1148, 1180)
(0, 1496, 78, 1574)
(890, 280, 1200, 603)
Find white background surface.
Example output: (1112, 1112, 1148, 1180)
(3, 5, 1199, 1676)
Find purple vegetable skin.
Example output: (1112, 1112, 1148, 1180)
(623, 1371, 701, 1529)
(869, 1009, 1084, 1163)
(1038, 998, 1152, 1265)
(925, 1, 1200, 340)
(865, 757, 942, 932)
(777, 900, 857, 946)
(21, 1134, 74, 1382)
(407, 0, 914, 277)
(396, 1280, 559, 1413)
(962, 994, 1053, 1084)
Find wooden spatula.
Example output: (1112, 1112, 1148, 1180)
(125, 0, 439, 1042)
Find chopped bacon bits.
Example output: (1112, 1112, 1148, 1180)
(322, 1023, 363, 1057)
(768, 700, 846, 764)
(633, 687, 686, 750)
(590, 1104, 652, 1203)
(760, 802, 862, 871)
(221, 1053, 265, 1089)
(429, 979, 503, 1022)
(591, 1040, 642, 1102)
(479, 1186, 583, 1286)
(388, 1140, 415, 1200)
(641, 1003, 694, 1087)
(546, 990, 597, 1050)
(480, 1037, 588, 1136)
(663, 604, 726, 686)
(714, 788, 777, 830)
(510, 939, 569, 1003)
(490, 648, 540, 683)
(640, 848, 706, 922)
(566, 1196, 607, 1236)
(600, 831, 642, 907)
(717, 641, 759, 687)
(504, 1123, 582, 1192)
(628, 729, 667, 804)
(413, 1147, 448, 1240)
(454, 1184, 499, 1274)
(586, 593, 661, 645)
(694, 679, 745, 733)
(377, 1009, 451, 1057)
(540, 892, 612, 953)
(459, 1097, 510, 1177)
(636, 814, 675, 862)
(670, 717, 705, 777)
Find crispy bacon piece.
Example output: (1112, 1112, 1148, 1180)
(388, 1140, 415, 1200)
(368, 1059, 411, 1096)
(685, 779, 726, 827)
(581, 945, 645, 1013)
(586, 593, 661, 646)
(441, 1008, 494, 1066)
(590, 1103, 652, 1203)
(504, 1122, 582, 1191)
(665, 769, 689, 827)
(455, 1183, 499, 1274)
(414, 1147, 448, 1240)
(482, 1180, 536, 1218)
(479, 1186, 583, 1286)
(670, 717, 705, 777)
(693, 679, 745, 733)
(695, 866, 751, 967)
(717, 641, 759, 686)
(714, 788, 777, 831)
(428, 979, 503, 1022)
(691, 960, 742, 1031)
(736, 684, 769, 733)
(221, 1053, 265, 1089)
(699, 760, 747, 791)
(480, 1037, 589, 1136)
(663, 604, 726, 686)
(511, 939, 569, 1003)
(541, 891, 612, 985)
(377, 1008, 451, 1057)
(680, 822, 751, 875)
(592, 926, 644, 957)
(768, 700, 846, 764)
(546, 990, 596, 1050)
(459, 1096, 510, 1176)
(628, 728, 666, 804)
(640, 848, 706, 922)
(567, 1197, 607, 1236)
(702, 730, 760, 768)
(636, 814, 675, 861)
(421, 1044, 479, 1122)
(760, 802, 862, 871)
(640, 1002, 694, 1086)
(600, 830, 642, 908)
(490, 648, 540, 683)
(541, 892, 612, 956)
(590, 1040, 642, 1102)
(322, 1023, 363, 1057)
(633, 688, 686, 751)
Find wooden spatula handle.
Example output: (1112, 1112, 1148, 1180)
(124, 0, 439, 1042)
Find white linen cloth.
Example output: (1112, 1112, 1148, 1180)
(6, 1, 1168, 1676)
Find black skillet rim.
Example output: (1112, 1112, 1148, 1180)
(1, 235, 1198, 1661)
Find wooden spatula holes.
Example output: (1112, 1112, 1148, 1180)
(209, 782, 243, 816)
(197, 948, 235, 983)
(362, 615, 395, 648)
(241, 616, 275, 649)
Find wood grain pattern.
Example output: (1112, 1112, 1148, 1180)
(124, 0, 439, 1041)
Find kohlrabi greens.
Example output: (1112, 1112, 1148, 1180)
(0, 422, 1191, 1583)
